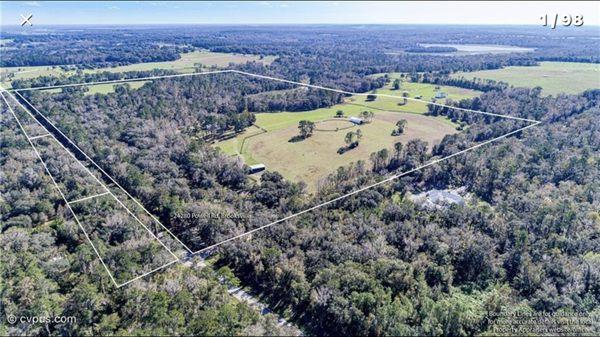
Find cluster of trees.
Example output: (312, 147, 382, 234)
(344, 129, 362, 148)
(419, 73, 510, 92)
(360, 110, 375, 122)
(391, 119, 407, 136)
(7, 24, 598, 94)
(3, 25, 599, 336)
(0, 104, 298, 336)
(0, 27, 192, 67)
(337, 129, 364, 154)
(297, 120, 316, 139)
(246, 87, 345, 113)
(12, 66, 598, 336)
(216, 87, 600, 336)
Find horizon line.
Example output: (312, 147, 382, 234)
(4, 22, 599, 28)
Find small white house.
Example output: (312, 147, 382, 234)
(248, 163, 266, 174)
(349, 117, 364, 125)
(435, 91, 447, 99)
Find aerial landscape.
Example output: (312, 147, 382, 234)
(1, 1, 599, 336)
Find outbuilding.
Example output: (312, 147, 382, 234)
(349, 117, 364, 125)
(248, 163, 266, 174)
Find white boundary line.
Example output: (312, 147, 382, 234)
(231, 70, 539, 124)
(1, 91, 118, 287)
(29, 133, 52, 140)
(13, 90, 192, 253)
(192, 121, 540, 254)
(67, 191, 111, 205)
(2, 88, 180, 287)
(116, 259, 179, 288)
(14, 90, 195, 255)
(8, 69, 538, 124)
(7, 69, 233, 92)
(6, 70, 542, 285)
(10, 90, 180, 259)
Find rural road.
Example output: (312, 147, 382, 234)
(182, 254, 302, 334)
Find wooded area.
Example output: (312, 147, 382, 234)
(1, 24, 599, 336)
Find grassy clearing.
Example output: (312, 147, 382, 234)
(38, 81, 149, 96)
(216, 98, 444, 157)
(213, 79, 474, 191)
(245, 111, 457, 192)
(368, 74, 482, 101)
(250, 81, 478, 133)
(0, 50, 276, 89)
(451, 61, 600, 96)
(84, 81, 148, 95)
(82, 51, 276, 74)
(214, 125, 265, 164)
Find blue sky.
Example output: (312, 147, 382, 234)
(2, 1, 599, 26)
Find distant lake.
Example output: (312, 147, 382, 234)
(415, 43, 535, 55)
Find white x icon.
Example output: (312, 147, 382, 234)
(20, 14, 33, 26)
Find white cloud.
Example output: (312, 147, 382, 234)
(24, 1, 41, 7)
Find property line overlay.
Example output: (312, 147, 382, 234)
(13, 90, 194, 254)
(8, 90, 181, 262)
(2, 70, 541, 286)
(1, 89, 180, 288)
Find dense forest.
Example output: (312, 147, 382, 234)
(0, 99, 299, 336)
(2, 24, 599, 336)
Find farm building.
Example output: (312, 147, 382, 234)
(248, 163, 266, 174)
(435, 91, 447, 99)
(349, 117, 364, 125)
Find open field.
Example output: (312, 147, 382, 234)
(39, 81, 150, 96)
(213, 79, 478, 191)
(213, 82, 472, 191)
(367, 74, 481, 101)
(245, 111, 458, 191)
(0, 50, 276, 89)
(83, 51, 276, 74)
(84, 81, 149, 95)
(452, 61, 600, 96)
(215, 96, 452, 156)
(214, 125, 266, 165)
(247, 80, 479, 132)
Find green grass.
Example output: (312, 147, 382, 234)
(84, 81, 148, 95)
(0, 65, 68, 88)
(255, 106, 363, 132)
(368, 74, 482, 100)
(451, 62, 600, 96)
(82, 51, 276, 74)
(214, 125, 264, 157)
(243, 111, 458, 192)
(251, 81, 479, 132)
(38, 81, 150, 96)
(214, 79, 475, 153)
(213, 79, 475, 191)
(0, 50, 277, 89)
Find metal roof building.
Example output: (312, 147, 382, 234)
(349, 117, 364, 125)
